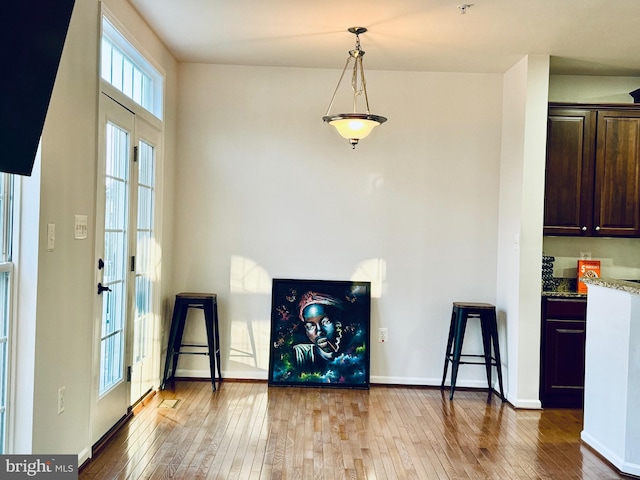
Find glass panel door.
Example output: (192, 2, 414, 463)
(100, 121, 130, 394)
(133, 139, 153, 366)
(92, 94, 134, 444)
(93, 93, 161, 444)
(130, 127, 158, 403)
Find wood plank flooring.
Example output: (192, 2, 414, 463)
(79, 381, 627, 479)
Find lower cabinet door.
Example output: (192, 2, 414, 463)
(541, 319, 586, 407)
(540, 296, 587, 408)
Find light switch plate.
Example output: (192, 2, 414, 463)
(47, 223, 55, 252)
(74, 215, 88, 239)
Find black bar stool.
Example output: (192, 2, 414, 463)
(161, 293, 221, 391)
(440, 302, 504, 401)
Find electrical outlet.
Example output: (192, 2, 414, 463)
(378, 328, 388, 343)
(580, 251, 592, 260)
(57, 386, 65, 414)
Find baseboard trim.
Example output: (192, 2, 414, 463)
(169, 372, 542, 408)
(581, 430, 640, 477)
(80, 388, 157, 472)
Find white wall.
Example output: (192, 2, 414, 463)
(29, 0, 100, 457)
(173, 63, 505, 387)
(14, 0, 178, 461)
(496, 55, 550, 408)
(549, 75, 640, 103)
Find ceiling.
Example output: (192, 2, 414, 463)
(128, 0, 640, 76)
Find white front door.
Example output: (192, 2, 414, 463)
(92, 93, 160, 444)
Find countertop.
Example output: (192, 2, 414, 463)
(581, 277, 640, 295)
(542, 278, 640, 297)
(542, 277, 586, 298)
(542, 290, 586, 298)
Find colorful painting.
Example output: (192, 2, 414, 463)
(268, 279, 371, 388)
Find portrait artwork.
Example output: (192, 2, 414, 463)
(268, 279, 371, 388)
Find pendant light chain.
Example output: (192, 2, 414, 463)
(354, 57, 371, 114)
(350, 33, 369, 113)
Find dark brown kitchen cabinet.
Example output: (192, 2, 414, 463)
(594, 110, 640, 236)
(544, 108, 595, 235)
(544, 104, 640, 237)
(540, 296, 587, 408)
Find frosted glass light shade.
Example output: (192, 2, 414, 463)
(323, 113, 387, 145)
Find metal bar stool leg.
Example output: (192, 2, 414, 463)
(441, 307, 458, 389)
(162, 298, 187, 389)
(213, 300, 222, 382)
(449, 309, 469, 400)
(489, 310, 505, 401)
(479, 314, 494, 393)
(203, 300, 217, 391)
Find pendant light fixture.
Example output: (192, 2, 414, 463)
(322, 27, 387, 148)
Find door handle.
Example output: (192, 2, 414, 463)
(97, 282, 112, 295)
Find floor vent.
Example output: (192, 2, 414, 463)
(158, 399, 180, 409)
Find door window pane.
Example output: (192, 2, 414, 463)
(100, 123, 129, 396)
(133, 140, 155, 364)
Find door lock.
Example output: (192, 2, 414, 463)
(97, 283, 112, 295)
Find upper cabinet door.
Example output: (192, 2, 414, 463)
(594, 110, 640, 237)
(543, 109, 596, 235)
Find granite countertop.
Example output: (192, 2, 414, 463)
(542, 277, 586, 298)
(542, 290, 586, 298)
(581, 277, 640, 295)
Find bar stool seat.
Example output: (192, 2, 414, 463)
(440, 302, 504, 401)
(161, 293, 221, 391)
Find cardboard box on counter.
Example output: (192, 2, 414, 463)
(577, 260, 601, 293)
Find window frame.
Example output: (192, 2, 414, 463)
(100, 6, 165, 130)
(0, 172, 15, 454)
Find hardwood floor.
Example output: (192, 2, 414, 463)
(79, 380, 627, 479)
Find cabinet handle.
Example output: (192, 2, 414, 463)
(581, 226, 587, 231)
(595, 226, 600, 231)
(557, 328, 585, 334)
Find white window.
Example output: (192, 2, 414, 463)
(0, 173, 14, 453)
(101, 16, 163, 120)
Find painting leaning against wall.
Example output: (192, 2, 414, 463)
(268, 279, 371, 389)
